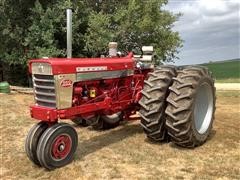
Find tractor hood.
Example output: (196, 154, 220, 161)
(29, 55, 134, 75)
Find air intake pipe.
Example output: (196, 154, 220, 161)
(66, 8, 72, 58)
(108, 42, 118, 57)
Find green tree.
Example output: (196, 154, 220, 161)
(0, 0, 182, 85)
(0, 0, 37, 85)
(85, 0, 182, 62)
(0, 0, 35, 65)
(24, 1, 65, 60)
(24, 0, 88, 60)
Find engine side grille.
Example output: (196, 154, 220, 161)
(33, 74, 56, 108)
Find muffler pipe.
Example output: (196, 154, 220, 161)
(66, 8, 72, 58)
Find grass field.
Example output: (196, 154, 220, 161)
(0, 91, 240, 179)
(202, 59, 240, 83)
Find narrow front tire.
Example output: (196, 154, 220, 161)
(25, 122, 48, 166)
(36, 123, 78, 170)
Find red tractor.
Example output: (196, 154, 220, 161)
(25, 9, 216, 170)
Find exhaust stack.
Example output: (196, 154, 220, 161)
(66, 8, 72, 58)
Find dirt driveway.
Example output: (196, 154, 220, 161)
(215, 83, 240, 90)
(0, 91, 240, 179)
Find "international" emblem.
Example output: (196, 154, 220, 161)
(60, 79, 73, 87)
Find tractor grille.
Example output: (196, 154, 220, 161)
(33, 74, 56, 108)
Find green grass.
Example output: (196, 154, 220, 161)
(202, 59, 240, 83)
(217, 90, 240, 97)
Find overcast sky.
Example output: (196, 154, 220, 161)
(164, 0, 240, 65)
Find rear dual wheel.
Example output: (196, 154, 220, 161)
(140, 66, 215, 147)
(25, 122, 78, 170)
(165, 66, 216, 147)
(139, 66, 177, 141)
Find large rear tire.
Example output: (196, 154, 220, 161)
(165, 66, 216, 147)
(139, 66, 177, 141)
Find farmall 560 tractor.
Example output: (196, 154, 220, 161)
(25, 9, 216, 170)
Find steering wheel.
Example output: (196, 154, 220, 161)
(121, 42, 143, 57)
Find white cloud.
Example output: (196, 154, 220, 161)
(165, 0, 240, 65)
(199, 0, 228, 12)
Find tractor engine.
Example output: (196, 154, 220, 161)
(29, 53, 148, 123)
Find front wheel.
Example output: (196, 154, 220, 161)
(25, 122, 48, 166)
(36, 123, 78, 170)
(165, 66, 216, 147)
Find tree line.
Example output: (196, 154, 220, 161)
(0, 0, 182, 85)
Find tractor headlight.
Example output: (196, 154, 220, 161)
(32, 63, 52, 75)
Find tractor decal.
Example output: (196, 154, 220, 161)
(76, 66, 108, 72)
(60, 79, 73, 88)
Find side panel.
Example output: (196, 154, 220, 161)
(51, 70, 135, 109)
(55, 74, 76, 109)
(76, 69, 134, 81)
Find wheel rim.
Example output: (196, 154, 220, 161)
(194, 82, 214, 134)
(51, 134, 72, 160)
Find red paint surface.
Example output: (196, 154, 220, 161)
(51, 135, 72, 160)
(29, 54, 134, 75)
(30, 72, 149, 122)
(29, 53, 153, 123)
